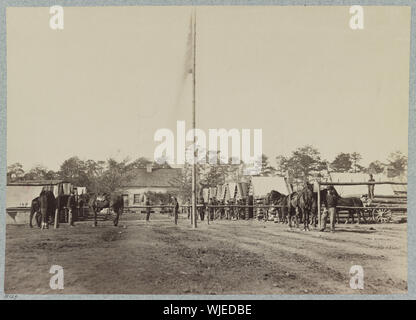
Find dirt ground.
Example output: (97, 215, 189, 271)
(4, 213, 407, 295)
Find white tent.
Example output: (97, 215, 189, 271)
(251, 176, 289, 198)
(202, 188, 210, 202)
(381, 175, 407, 194)
(390, 176, 407, 194)
(75, 186, 87, 195)
(6, 185, 44, 208)
(329, 172, 394, 196)
(236, 182, 249, 199)
(217, 185, 226, 200)
(209, 187, 217, 199)
(227, 183, 238, 199)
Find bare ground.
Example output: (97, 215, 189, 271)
(4, 213, 407, 295)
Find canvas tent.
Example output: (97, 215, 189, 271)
(217, 185, 226, 201)
(227, 183, 238, 200)
(202, 188, 210, 203)
(387, 175, 407, 194)
(6, 180, 73, 208)
(236, 182, 249, 200)
(250, 176, 289, 198)
(74, 186, 87, 195)
(328, 173, 394, 196)
(209, 187, 217, 199)
(6, 185, 44, 208)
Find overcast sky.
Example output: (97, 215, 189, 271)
(6, 6, 410, 171)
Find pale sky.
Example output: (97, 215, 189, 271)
(6, 6, 410, 171)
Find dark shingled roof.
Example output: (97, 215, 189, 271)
(122, 168, 182, 188)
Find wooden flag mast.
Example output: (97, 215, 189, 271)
(191, 8, 197, 228)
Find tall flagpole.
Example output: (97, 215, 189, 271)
(191, 8, 197, 228)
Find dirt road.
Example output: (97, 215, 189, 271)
(5, 214, 407, 295)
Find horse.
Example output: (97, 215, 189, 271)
(337, 196, 366, 224)
(37, 190, 56, 228)
(315, 187, 366, 224)
(298, 184, 314, 230)
(29, 197, 41, 228)
(288, 184, 314, 230)
(265, 190, 286, 223)
(88, 193, 124, 226)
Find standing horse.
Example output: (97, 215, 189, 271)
(89, 193, 124, 227)
(338, 196, 366, 224)
(276, 192, 296, 225)
(288, 184, 314, 230)
(29, 191, 73, 227)
(29, 197, 41, 228)
(38, 190, 56, 228)
(315, 187, 366, 224)
(266, 190, 286, 222)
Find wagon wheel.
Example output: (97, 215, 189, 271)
(363, 207, 375, 222)
(374, 207, 392, 223)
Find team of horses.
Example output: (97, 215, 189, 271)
(30, 191, 124, 228)
(264, 184, 367, 230)
(29, 185, 367, 230)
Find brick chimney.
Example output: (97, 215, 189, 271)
(146, 163, 153, 173)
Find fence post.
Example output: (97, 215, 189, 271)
(207, 205, 210, 225)
(317, 182, 321, 229)
(54, 208, 59, 229)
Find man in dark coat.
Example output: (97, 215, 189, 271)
(368, 174, 375, 200)
(67, 190, 76, 226)
(111, 193, 124, 227)
(173, 197, 179, 225)
(145, 198, 151, 222)
(320, 186, 338, 232)
(198, 196, 205, 221)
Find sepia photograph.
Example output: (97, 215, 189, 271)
(3, 4, 411, 296)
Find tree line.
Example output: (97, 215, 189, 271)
(6, 156, 171, 194)
(7, 146, 407, 196)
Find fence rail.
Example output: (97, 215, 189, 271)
(317, 180, 407, 229)
(320, 181, 407, 186)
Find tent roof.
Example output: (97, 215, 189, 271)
(7, 179, 70, 186)
(329, 172, 395, 196)
(202, 188, 210, 202)
(7, 185, 44, 208)
(251, 176, 289, 197)
(236, 182, 249, 199)
(227, 183, 238, 198)
(217, 185, 226, 200)
(387, 175, 407, 193)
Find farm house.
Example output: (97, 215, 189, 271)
(118, 165, 182, 207)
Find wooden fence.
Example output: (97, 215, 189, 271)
(317, 181, 407, 228)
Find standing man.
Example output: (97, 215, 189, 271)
(368, 174, 375, 200)
(145, 198, 151, 222)
(320, 186, 338, 232)
(208, 198, 213, 221)
(186, 198, 191, 219)
(67, 190, 76, 227)
(198, 196, 205, 221)
(173, 197, 179, 225)
(111, 194, 123, 227)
